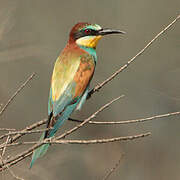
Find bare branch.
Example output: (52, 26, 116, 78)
(0, 119, 47, 152)
(0, 128, 16, 131)
(0, 132, 150, 171)
(7, 169, 25, 180)
(1, 135, 10, 157)
(1, 152, 32, 173)
(0, 73, 35, 117)
(2, 106, 179, 150)
(3, 108, 178, 148)
(0, 95, 124, 170)
(0, 128, 52, 141)
(0, 132, 151, 148)
(0, 132, 25, 180)
(102, 153, 124, 180)
(87, 14, 180, 98)
(69, 111, 180, 125)
(9, 119, 47, 143)
(0, 155, 25, 180)
(1, 109, 178, 142)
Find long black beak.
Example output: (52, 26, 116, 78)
(98, 28, 126, 36)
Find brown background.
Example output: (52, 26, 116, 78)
(0, 0, 180, 179)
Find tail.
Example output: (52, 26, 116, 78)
(30, 102, 78, 168)
(30, 132, 50, 168)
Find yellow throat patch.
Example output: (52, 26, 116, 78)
(76, 35, 102, 48)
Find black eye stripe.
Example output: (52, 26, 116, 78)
(83, 29, 97, 35)
(74, 29, 98, 40)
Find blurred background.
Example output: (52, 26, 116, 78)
(0, 0, 180, 179)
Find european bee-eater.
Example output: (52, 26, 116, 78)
(30, 22, 125, 167)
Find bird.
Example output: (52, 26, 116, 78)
(30, 22, 125, 167)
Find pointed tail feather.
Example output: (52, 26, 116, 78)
(30, 132, 50, 168)
(30, 101, 79, 168)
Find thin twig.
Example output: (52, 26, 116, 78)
(0, 132, 151, 148)
(1, 152, 31, 172)
(69, 111, 180, 125)
(0, 73, 35, 117)
(102, 153, 124, 180)
(1, 135, 10, 157)
(0, 119, 47, 151)
(87, 14, 180, 98)
(0, 128, 16, 131)
(0, 128, 53, 141)
(6, 168, 25, 180)
(10, 119, 47, 143)
(2, 108, 177, 142)
(0, 132, 150, 171)
(0, 155, 25, 180)
(0, 119, 47, 150)
(0, 134, 25, 180)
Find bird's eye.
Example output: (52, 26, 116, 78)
(84, 29, 91, 34)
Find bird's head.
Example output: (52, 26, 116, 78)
(69, 22, 125, 48)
